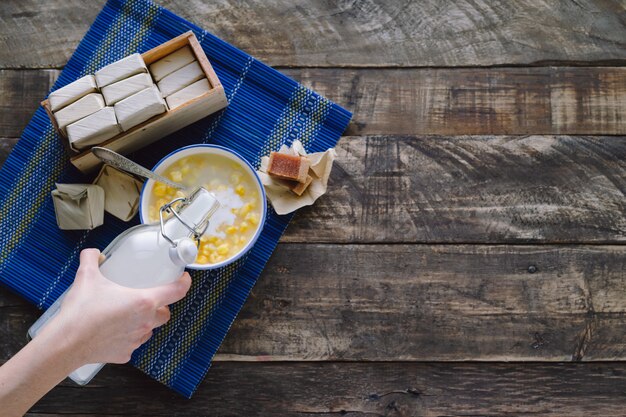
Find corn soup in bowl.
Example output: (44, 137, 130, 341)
(139, 144, 266, 270)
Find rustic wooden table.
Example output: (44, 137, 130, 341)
(1, 1, 626, 415)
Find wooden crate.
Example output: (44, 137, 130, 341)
(42, 31, 228, 173)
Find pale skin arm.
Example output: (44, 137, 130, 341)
(0, 249, 192, 417)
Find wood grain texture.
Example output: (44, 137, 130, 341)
(3, 245, 625, 362)
(3, 67, 626, 138)
(287, 135, 626, 244)
(0, 69, 58, 137)
(1, 0, 625, 68)
(284, 67, 626, 135)
(1, 134, 624, 244)
(20, 362, 626, 416)
(0, 138, 18, 166)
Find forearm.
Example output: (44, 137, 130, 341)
(0, 322, 81, 417)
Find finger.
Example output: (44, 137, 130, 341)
(139, 330, 153, 345)
(154, 306, 171, 327)
(144, 272, 192, 306)
(80, 248, 100, 267)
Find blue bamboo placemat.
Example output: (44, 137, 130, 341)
(0, 0, 350, 398)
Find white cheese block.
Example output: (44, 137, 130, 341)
(156, 61, 204, 97)
(54, 93, 105, 133)
(48, 75, 98, 111)
(95, 53, 148, 88)
(114, 86, 167, 131)
(66, 107, 121, 151)
(149, 46, 195, 82)
(101, 73, 154, 105)
(166, 78, 211, 110)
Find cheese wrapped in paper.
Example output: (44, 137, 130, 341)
(114, 86, 167, 131)
(257, 140, 337, 215)
(93, 165, 143, 221)
(101, 73, 154, 105)
(95, 53, 148, 88)
(149, 46, 195, 81)
(66, 107, 121, 151)
(51, 183, 105, 230)
(157, 61, 204, 97)
(54, 93, 105, 133)
(48, 75, 98, 111)
(166, 78, 210, 109)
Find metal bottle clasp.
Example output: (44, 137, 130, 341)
(158, 188, 218, 247)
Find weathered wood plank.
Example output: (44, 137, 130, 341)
(219, 244, 626, 362)
(0, 137, 18, 166)
(1, 135, 624, 244)
(1, 0, 625, 68)
(3, 68, 626, 137)
(283, 67, 626, 135)
(0, 69, 58, 137)
(3, 245, 625, 362)
(22, 362, 626, 416)
(287, 135, 626, 243)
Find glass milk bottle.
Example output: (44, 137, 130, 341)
(28, 187, 219, 385)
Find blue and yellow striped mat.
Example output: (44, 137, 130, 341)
(0, 0, 351, 398)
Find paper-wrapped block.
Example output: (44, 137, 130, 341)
(166, 78, 210, 110)
(114, 86, 167, 131)
(93, 165, 144, 221)
(268, 152, 310, 183)
(149, 45, 195, 82)
(66, 107, 122, 151)
(51, 183, 105, 230)
(53, 93, 105, 133)
(95, 53, 148, 88)
(157, 61, 204, 97)
(101, 72, 154, 105)
(258, 140, 337, 215)
(48, 75, 98, 112)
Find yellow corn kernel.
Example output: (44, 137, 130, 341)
(209, 253, 219, 263)
(197, 255, 209, 264)
(200, 235, 209, 244)
(239, 221, 250, 232)
(201, 245, 212, 256)
(245, 212, 258, 225)
(235, 185, 245, 196)
(239, 203, 251, 216)
(153, 184, 167, 197)
(181, 164, 191, 175)
(156, 198, 168, 209)
(239, 236, 247, 244)
(207, 235, 219, 244)
(247, 199, 257, 209)
(217, 243, 229, 255)
(169, 170, 183, 183)
(226, 226, 237, 235)
(175, 190, 186, 199)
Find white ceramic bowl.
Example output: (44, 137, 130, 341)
(139, 144, 267, 270)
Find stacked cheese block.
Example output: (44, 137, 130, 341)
(149, 45, 211, 110)
(48, 46, 212, 152)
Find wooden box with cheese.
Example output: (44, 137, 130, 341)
(41, 31, 228, 173)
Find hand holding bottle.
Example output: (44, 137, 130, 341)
(0, 248, 192, 417)
(42, 248, 192, 366)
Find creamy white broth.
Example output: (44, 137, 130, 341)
(148, 153, 261, 265)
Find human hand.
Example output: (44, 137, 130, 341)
(44, 248, 191, 367)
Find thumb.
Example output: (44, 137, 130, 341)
(78, 248, 101, 272)
(142, 272, 192, 306)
